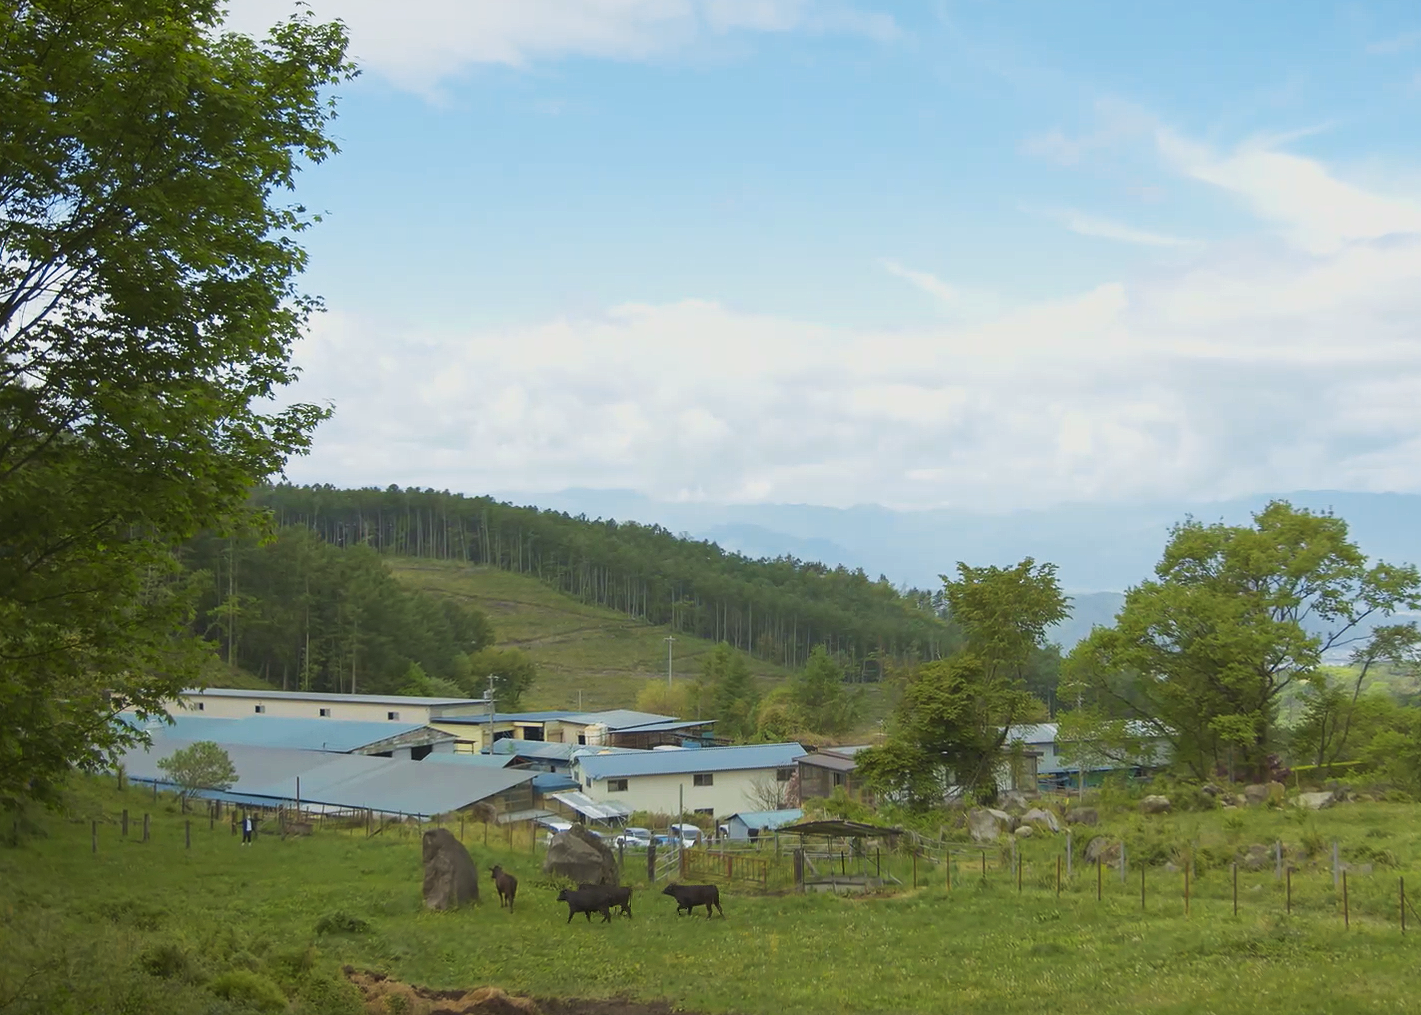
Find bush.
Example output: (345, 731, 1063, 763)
(209, 969, 289, 1012)
(293, 973, 365, 1015)
(313, 911, 370, 935)
(138, 941, 202, 982)
(96, 897, 166, 930)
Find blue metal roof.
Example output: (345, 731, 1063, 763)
(118, 735, 534, 816)
(490, 741, 644, 762)
(183, 688, 483, 706)
(433, 710, 579, 726)
(574, 743, 806, 780)
(612, 720, 716, 734)
(561, 709, 676, 729)
(419, 752, 514, 769)
(531, 772, 579, 793)
(120, 712, 445, 754)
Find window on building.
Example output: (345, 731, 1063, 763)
(493, 729, 513, 742)
(196, 702, 204, 711)
(254, 705, 265, 714)
(319, 708, 331, 717)
(387, 711, 400, 721)
(832, 772, 845, 787)
(522, 726, 544, 742)
(577, 734, 587, 745)
(608, 779, 629, 793)
(776, 767, 793, 782)
(693, 773, 714, 787)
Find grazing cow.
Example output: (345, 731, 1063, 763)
(556, 887, 613, 924)
(661, 882, 723, 918)
(490, 865, 518, 911)
(578, 882, 633, 918)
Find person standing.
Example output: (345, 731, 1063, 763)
(241, 813, 254, 846)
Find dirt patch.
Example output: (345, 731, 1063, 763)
(343, 969, 700, 1015)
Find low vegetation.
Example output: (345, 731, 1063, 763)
(6, 778, 1421, 1014)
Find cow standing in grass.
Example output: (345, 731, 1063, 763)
(661, 883, 723, 918)
(490, 865, 518, 911)
(556, 887, 613, 924)
(578, 882, 633, 918)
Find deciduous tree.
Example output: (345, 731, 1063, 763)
(156, 741, 238, 800)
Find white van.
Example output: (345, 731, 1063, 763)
(668, 822, 702, 849)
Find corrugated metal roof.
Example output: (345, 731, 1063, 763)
(532, 772, 579, 793)
(121, 713, 448, 754)
(575, 743, 805, 780)
(723, 808, 803, 828)
(561, 709, 676, 730)
(796, 751, 857, 772)
(490, 741, 643, 762)
(547, 791, 633, 820)
(419, 752, 514, 769)
(611, 720, 715, 734)
(1008, 723, 1058, 745)
(119, 735, 534, 816)
(181, 688, 486, 706)
(433, 711, 579, 726)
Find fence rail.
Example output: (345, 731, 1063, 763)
(684, 849, 770, 889)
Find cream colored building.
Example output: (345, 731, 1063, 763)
(570, 743, 805, 818)
(176, 688, 490, 725)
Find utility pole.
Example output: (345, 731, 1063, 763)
(665, 635, 676, 689)
(486, 674, 497, 753)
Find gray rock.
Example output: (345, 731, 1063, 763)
(1140, 795, 1171, 815)
(1065, 807, 1099, 826)
(1201, 784, 1223, 797)
(1000, 790, 1032, 812)
(1085, 836, 1120, 864)
(1014, 824, 1035, 838)
(1294, 791, 1335, 811)
(421, 828, 479, 910)
(542, 826, 620, 886)
(1242, 843, 1270, 871)
(967, 807, 1005, 843)
(1021, 808, 1060, 833)
(1243, 784, 1270, 805)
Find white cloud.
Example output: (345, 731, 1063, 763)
(880, 259, 959, 302)
(283, 224, 1421, 510)
(1035, 207, 1196, 248)
(1020, 98, 1155, 166)
(1367, 30, 1421, 55)
(1157, 128, 1421, 254)
(224, 0, 896, 94)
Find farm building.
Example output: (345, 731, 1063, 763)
(795, 746, 876, 804)
(119, 735, 537, 819)
(175, 688, 490, 725)
(431, 708, 717, 753)
(123, 713, 456, 759)
(1006, 722, 1171, 790)
(721, 808, 803, 841)
(569, 743, 805, 817)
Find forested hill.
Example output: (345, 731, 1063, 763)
(255, 484, 958, 674)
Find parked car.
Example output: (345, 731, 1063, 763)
(669, 823, 703, 849)
(612, 826, 652, 849)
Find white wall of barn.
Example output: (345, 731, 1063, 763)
(176, 693, 438, 724)
(573, 766, 787, 817)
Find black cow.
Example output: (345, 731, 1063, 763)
(578, 882, 633, 918)
(661, 882, 723, 918)
(556, 887, 612, 924)
(491, 864, 518, 911)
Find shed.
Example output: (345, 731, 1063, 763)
(778, 818, 906, 894)
(721, 808, 803, 841)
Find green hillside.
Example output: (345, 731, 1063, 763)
(387, 558, 895, 726)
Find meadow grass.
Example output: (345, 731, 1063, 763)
(5, 779, 1421, 1014)
(386, 559, 895, 727)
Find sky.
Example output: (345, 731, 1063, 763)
(227, 0, 1421, 512)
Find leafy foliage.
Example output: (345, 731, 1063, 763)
(787, 646, 865, 736)
(155, 741, 237, 800)
(0, 2, 353, 806)
(705, 642, 759, 741)
(1068, 501, 1421, 780)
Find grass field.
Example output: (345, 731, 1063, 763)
(6, 778, 1421, 1014)
(387, 559, 895, 728)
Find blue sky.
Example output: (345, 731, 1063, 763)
(230, 1, 1421, 511)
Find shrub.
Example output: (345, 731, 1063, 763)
(293, 973, 365, 1015)
(96, 897, 166, 930)
(138, 942, 201, 982)
(314, 911, 370, 935)
(209, 969, 288, 1012)
(1300, 828, 1328, 859)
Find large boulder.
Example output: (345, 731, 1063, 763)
(422, 828, 479, 910)
(1294, 791, 1336, 811)
(1021, 808, 1060, 833)
(1084, 836, 1120, 865)
(1243, 784, 1270, 806)
(1140, 795, 1171, 815)
(1014, 825, 1034, 838)
(967, 807, 1014, 843)
(1065, 807, 1098, 826)
(542, 826, 619, 886)
(1000, 790, 1032, 813)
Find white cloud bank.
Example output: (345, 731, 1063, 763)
(284, 156, 1421, 510)
(224, 0, 897, 94)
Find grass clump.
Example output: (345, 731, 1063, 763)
(314, 911, 370, 935)
(209, 969, 288, 1012)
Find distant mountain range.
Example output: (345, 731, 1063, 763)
(491, 488, 1421, 650)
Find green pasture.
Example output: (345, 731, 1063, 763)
(4, 779, 1421, 1014)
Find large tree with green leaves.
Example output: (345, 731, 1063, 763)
(156, 740, 238, 801)
(858, 558, 1067, 805)
(704, 642, 759, 741)
(0, 1, 353, 807)
(787, 646, 864, 736)
(1067, 502, 1421, 780)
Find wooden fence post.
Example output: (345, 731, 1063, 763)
(1056, 855, 1061, 897)
(1097, 857, 1102, 901)
(122, 809, 129, 837)
(1140, 863, 1145, 910)
(186, 820, 191, 850)
(1286, 867, 1292, 914)
(91, 820, 97, 854)
(647, 842, 657, 884)
(1344, 870, 1350, 929)
(1232, 863, 1238, 916)
(143, 813, 150, 843)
